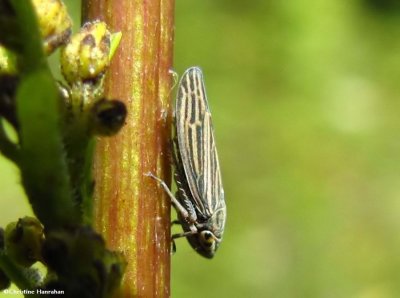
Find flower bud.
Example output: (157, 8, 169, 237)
(61, 21, 111, 84)
(32, 0, 72, 54)
(4, 217, 44, 267)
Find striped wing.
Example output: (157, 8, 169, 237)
(175, 67, 224, 218)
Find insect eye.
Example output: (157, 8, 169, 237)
(200, 231, 214, 245)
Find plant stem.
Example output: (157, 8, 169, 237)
(11, 0, 78, 228)
(82, 1, 175, 297)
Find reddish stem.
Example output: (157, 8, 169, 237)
(82, 1, 175, 297)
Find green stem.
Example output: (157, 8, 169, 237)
(10, 0, 79, 228)
(9, 0, 46, 74)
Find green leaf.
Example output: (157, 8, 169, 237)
(110, 31, 122, 60)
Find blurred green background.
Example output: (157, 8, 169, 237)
(2, 0, 400, 297)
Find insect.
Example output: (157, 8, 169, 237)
(147, 67, 226, 258)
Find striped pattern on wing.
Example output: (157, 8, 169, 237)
(175, 67, 224, 218)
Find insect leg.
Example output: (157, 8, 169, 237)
(172, 230, 197, 240)
(170, 230, 198, 254)
(171, 219, 180, 226)
(145, 172, 194, 221)
(171, 239, 177, 254)
(168, 69, 179, 92)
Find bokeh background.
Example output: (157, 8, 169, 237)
(2, 0, 400, 297)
